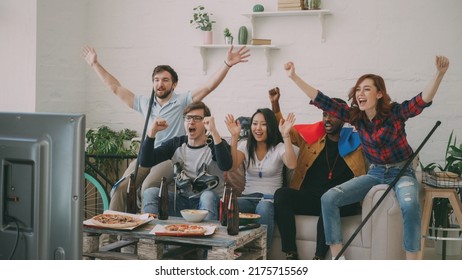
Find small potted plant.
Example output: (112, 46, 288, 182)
(223, 28, 233, 45)
(190, 5, 216, 44)
(304, 0, 322, 10)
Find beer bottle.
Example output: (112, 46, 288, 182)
(220, 181, 231, 226)
(227, 188, 239, 235)
(158, 177, 169, 220)
(126, 173, 137, 214)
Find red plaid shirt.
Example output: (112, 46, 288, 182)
(311, 91, 431, 164)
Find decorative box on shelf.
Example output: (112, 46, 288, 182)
(250, 39, 272, 45)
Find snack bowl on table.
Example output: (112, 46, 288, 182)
(180, 209, 208, 223)
(239, 213, 261, 225)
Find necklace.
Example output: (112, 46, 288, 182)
(325, 141, 340, 180)
(257, 155, 268, 178)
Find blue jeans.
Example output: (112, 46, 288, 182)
(321, 163, 421, 252)
(238, 193, 274, 249)
(143, 188, 219, 220)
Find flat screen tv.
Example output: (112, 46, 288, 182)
(0, 112, 85, 260)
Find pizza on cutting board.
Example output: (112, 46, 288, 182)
(91, 213, 141, 229)
(163, 224, 207, 235)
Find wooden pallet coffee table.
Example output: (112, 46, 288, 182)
(83, 219, 267, 260)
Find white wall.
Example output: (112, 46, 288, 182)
(36, 0, 87, 114)
(2, 0, 462, 165)
(0, 0, 36, 112)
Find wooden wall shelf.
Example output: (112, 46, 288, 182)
(194, 10, 332, 76)
(194, 45, 280, 76)
(242, 10, 332, 43)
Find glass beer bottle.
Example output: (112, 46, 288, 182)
(126, 173, 137, 214)
(220, 181, 231, 226)
(158, 177, 169, 220)
(227, 188, 239, 235)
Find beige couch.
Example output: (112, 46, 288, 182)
(227, 160, 422, 260)
(268, 183, 408, 260)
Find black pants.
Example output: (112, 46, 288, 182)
(274, 187, 359, 258)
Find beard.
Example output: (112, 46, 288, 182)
(155, 87, 174, 100)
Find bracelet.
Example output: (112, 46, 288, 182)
(224, 60, 232, 68)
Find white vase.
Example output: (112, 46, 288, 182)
(224, 36, 233, 45)
(203, 31, 213, 45)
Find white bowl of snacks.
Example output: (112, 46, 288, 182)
(180, 209, 208, 223)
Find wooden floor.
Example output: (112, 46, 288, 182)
(93, 234, 460, 260)
(423, 240, 462, 260)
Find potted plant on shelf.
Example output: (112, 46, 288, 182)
(223, 28, 233, 45)
(421, 130, 462, 255)
(304, 0, 322, 10)
(190, 5, 216, 45)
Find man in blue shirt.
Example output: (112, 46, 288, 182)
(82, 45, 250, 212)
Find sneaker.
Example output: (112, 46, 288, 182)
(285, 252, 299, 260)
(312, 255, 322, 260)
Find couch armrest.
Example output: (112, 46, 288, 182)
(361, 184, 407, 259)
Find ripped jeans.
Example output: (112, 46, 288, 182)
(321, 163, 421, 252)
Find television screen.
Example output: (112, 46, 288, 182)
(0, 112, 85, 260)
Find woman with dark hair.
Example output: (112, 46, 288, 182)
(225, 108, 297, 249)
(284, 56, 449, 259)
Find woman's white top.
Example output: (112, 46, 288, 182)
(238, 140, 286, 196)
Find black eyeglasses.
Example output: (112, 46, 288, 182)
(184, 115, 204, 122)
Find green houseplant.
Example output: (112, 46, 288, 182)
(421, 131, 462, 176)
(190, 5, 215, 31)
(223, 28, 233, 45)
(190, 5, 215, 44)
(86, 126, 139, 184)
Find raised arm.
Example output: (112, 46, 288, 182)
(203, 116, 222, 145)
(225, 114, 245, 172)
(82, 45, 135, 108)
(268, 87, 281, 114)
(146, 117, 168, 139)
(284, 61, 319, 101)
(279, 112, 297, 170)
(139, 117, 169, 167)
(191, 46, 250, 102)
(269, 87, 304, 147)
(204, 116, 232, 171)
(421, 55, 450, 103)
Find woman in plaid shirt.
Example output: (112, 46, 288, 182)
(284, 56, 449, 259)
